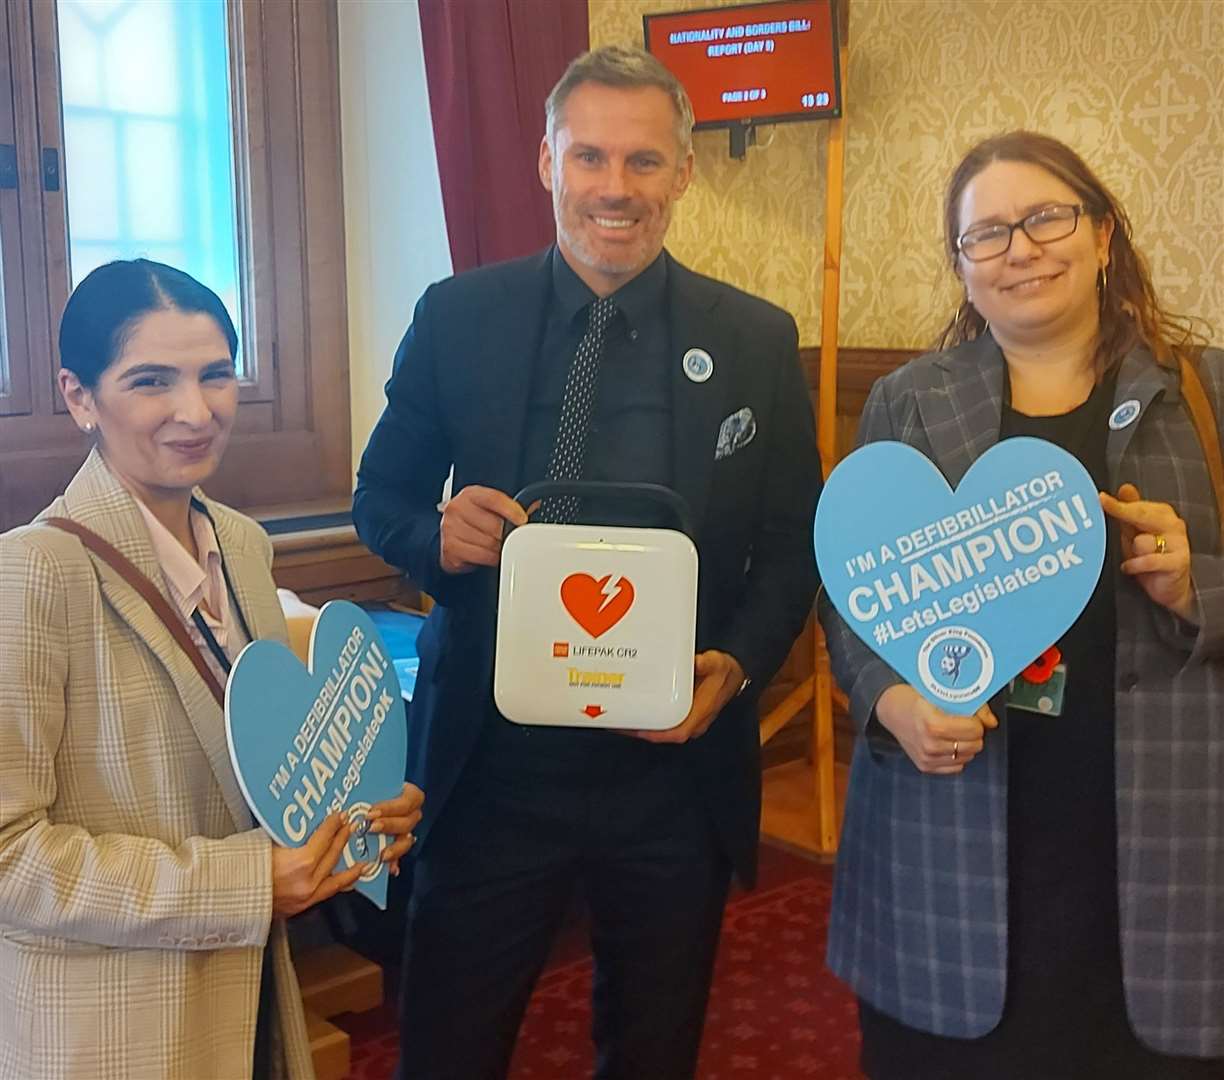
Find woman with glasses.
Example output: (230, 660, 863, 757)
(821, 131, 1222, 1078)
(0, 260, 424, 1079)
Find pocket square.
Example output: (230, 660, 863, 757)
(715, 406, 757, 461)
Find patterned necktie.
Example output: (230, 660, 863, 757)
(539, 296, 619, 523)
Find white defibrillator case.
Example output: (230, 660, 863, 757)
(494, 482, 698, 730)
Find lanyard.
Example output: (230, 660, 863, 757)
(191, 608, 232, 675)
(185, 497, 255, 678)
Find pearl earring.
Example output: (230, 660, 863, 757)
(83, 422, 95, 434)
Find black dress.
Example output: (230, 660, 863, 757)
(859, 376, 1224, 1079)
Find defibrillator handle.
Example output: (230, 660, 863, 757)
(509, 481, 695, 539)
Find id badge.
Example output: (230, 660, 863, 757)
(1007, 664, 1067, 716)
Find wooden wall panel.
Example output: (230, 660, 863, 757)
(764, 346, 918, 767)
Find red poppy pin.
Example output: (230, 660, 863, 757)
(1021, 645, 1062, 685)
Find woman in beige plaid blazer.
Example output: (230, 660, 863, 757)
(0, 261, 421, 1079)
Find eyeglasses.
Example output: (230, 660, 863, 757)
(956, 203, 1085, 262)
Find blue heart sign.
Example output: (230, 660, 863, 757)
(225, 600, 408, 909)
(815, 438, 1107, 714)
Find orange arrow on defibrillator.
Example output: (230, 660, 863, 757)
(582, 705, 606, 719)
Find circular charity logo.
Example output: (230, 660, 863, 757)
(916, 626, 994, 705)
(682, 348, 714, 382)
(342, 801, 388, 880)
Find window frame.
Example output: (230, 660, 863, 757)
(0, 0, 36, 419)
(0, 0, 351, 532)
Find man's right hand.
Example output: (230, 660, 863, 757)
(439, 485, 528, 574)
(875, 684, 998, 775)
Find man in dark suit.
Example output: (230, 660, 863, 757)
(354, 45, 820, 1079)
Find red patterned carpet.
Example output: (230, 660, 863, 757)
(342, 843, 863, 1079)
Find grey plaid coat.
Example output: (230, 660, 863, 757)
(0, 450, 315, 1079)
(822, 335, 1223, 1058)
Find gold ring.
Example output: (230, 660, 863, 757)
(1153, 533, 1167, 554)
(952, 740, 960, 761)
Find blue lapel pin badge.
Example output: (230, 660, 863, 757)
(683, 348, 714, 383)
(1109, 399, 1141, 430)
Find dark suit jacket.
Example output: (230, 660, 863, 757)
(354, 248, 821, 884)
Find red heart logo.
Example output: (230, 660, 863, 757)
(560, 574, 635, 638)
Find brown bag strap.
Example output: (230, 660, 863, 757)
(1179, 355, 1224, 551)
(43, 517, 226, 707)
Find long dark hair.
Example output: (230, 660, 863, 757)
(936, 130, 1207, 374)
(59, 259, 238, 388)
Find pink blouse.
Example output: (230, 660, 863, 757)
(134, 499, 246, 683)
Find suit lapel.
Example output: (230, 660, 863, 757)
(206, 502, 286, 648)
(189, 501, 288, 830)
(51, 451, 254, 830)
(1105, 346, 1175, 486)
(666, 257, 731, 538)
(480, 250, 554, 498)
(96, 563, 254, 831)
(920, 334, 1007, 485)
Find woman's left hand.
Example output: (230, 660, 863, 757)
(1100, 484, 1198, 625)
(366, 782, 425, 877)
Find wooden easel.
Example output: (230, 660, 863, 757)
(758, 0, 849, 856)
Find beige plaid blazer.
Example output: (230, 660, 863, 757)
(0, 450, 314, 1079)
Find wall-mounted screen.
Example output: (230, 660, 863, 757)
(643, 0, 841, 130)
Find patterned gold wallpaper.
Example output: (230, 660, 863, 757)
(588, 0, 1223, 349)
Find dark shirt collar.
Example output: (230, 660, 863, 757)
(550, 246, 668, 332)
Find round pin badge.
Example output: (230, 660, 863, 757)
(1108, 399, 1141, 430)
(682, 348, 714, 383)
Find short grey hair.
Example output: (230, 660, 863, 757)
(545, 45, 694, 154)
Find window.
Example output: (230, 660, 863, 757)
(0, 6, 31, 421)
(58, 0, 246, 371)
(0, 0, 350, 531)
